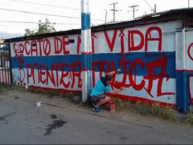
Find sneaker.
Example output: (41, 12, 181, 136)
(93, 107, 101, 113)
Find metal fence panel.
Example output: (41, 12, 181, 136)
(0, 43, 12, 86)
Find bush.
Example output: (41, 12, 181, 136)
(135, 101, 151, 116)
(151, 103, 161, 116)
(160, 106, 176, 122)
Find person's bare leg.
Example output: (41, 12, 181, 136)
(95, 97, 111, 107)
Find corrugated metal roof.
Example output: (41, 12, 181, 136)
(4, 8, 193, 43)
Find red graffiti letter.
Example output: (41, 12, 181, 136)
(104, 30, 118, 52)
(77, 36, 81, 55)
(145, 27, 162, 52)
(62, 36, 70, 54)
(19, 43, 24, 53)
(60, 63, 70, 88)
(38, 64, 46, 85)
(24, 41, 30, 56)
(26, 64, 35, 84)
(31, 40, 38, 56)
(54, 37, 62, 54)
(129, 59, 145, 91)
(144, 56, 174, 97)
(43, 38, 51, 56)
(128, 30, 144, 52)
(70, 62, 82, 88)
(18, 67, 25, 83)
(37, 39, 43, 56)
(92, 33, 97, 54)
(119, 29, 125, 53)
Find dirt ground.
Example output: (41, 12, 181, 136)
(0, 88, 193, 144)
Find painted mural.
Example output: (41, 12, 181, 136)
(10, 20, 183, 106)
(186, 31, 193, 105)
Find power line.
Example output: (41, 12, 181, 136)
(0, 24, 37, 27)
(0, 20, 80, 25)
(144, 0, 154, 11)
(0, 7, 79, 19)
(0, 7, 104, 21)
(10, 0, 80, 11)
(10, 0, 106, 14)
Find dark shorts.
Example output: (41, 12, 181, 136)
(90, 94, 107, 105)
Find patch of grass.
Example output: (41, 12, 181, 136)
(0, 85, 27, 93)
(28, 88, 62, 98)
(0, 85, 14, 94)
(160, 106, 176, 122)
(185, 111, 193, 125)
(111, 98, 177, 123)
(0, 86, 4, 94)
(151, 103, 162, 116)
(135, 101, 176, 122)
(135, 101, 152, 116)
(27, 87, 82, 104)
(111, 98, 133, 112)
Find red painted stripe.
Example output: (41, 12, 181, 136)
(111, 94, 176, 108)
(27, 86, 175, 108)
(176, 69, 193, 73)
(28, 86, 82, 94)
(81, 52, 92, 55)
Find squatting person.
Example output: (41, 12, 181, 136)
(89, 69, 124, 113)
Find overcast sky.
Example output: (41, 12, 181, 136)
(0, 0, 191, 35)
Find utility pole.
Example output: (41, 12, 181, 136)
(154, 4, 156, 13)
(109, 2, 120, 22)
(129, 5, 139, 19)
(150, 4, 156, 13)
(81, 0, 92, 102)
(105, 9, 107, 23)
(188, 0, 190, 8)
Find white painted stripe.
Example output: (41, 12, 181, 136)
(10, 20, 182, 57)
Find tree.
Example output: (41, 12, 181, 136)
(25, 18, 56, 36)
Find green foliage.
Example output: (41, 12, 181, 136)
(25, 18, 56, 36)
(27, 87, 80, 102)
(135, 101, 151, 116)
(160, 106, 176, 122)
(135, 101, 176, 122)
(0, 86, 4, 94)
(112, 98, 177, 122)
(111, 98, 132, 111)
(185, 111, 193, 125)
(0, 85, 12, 94)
